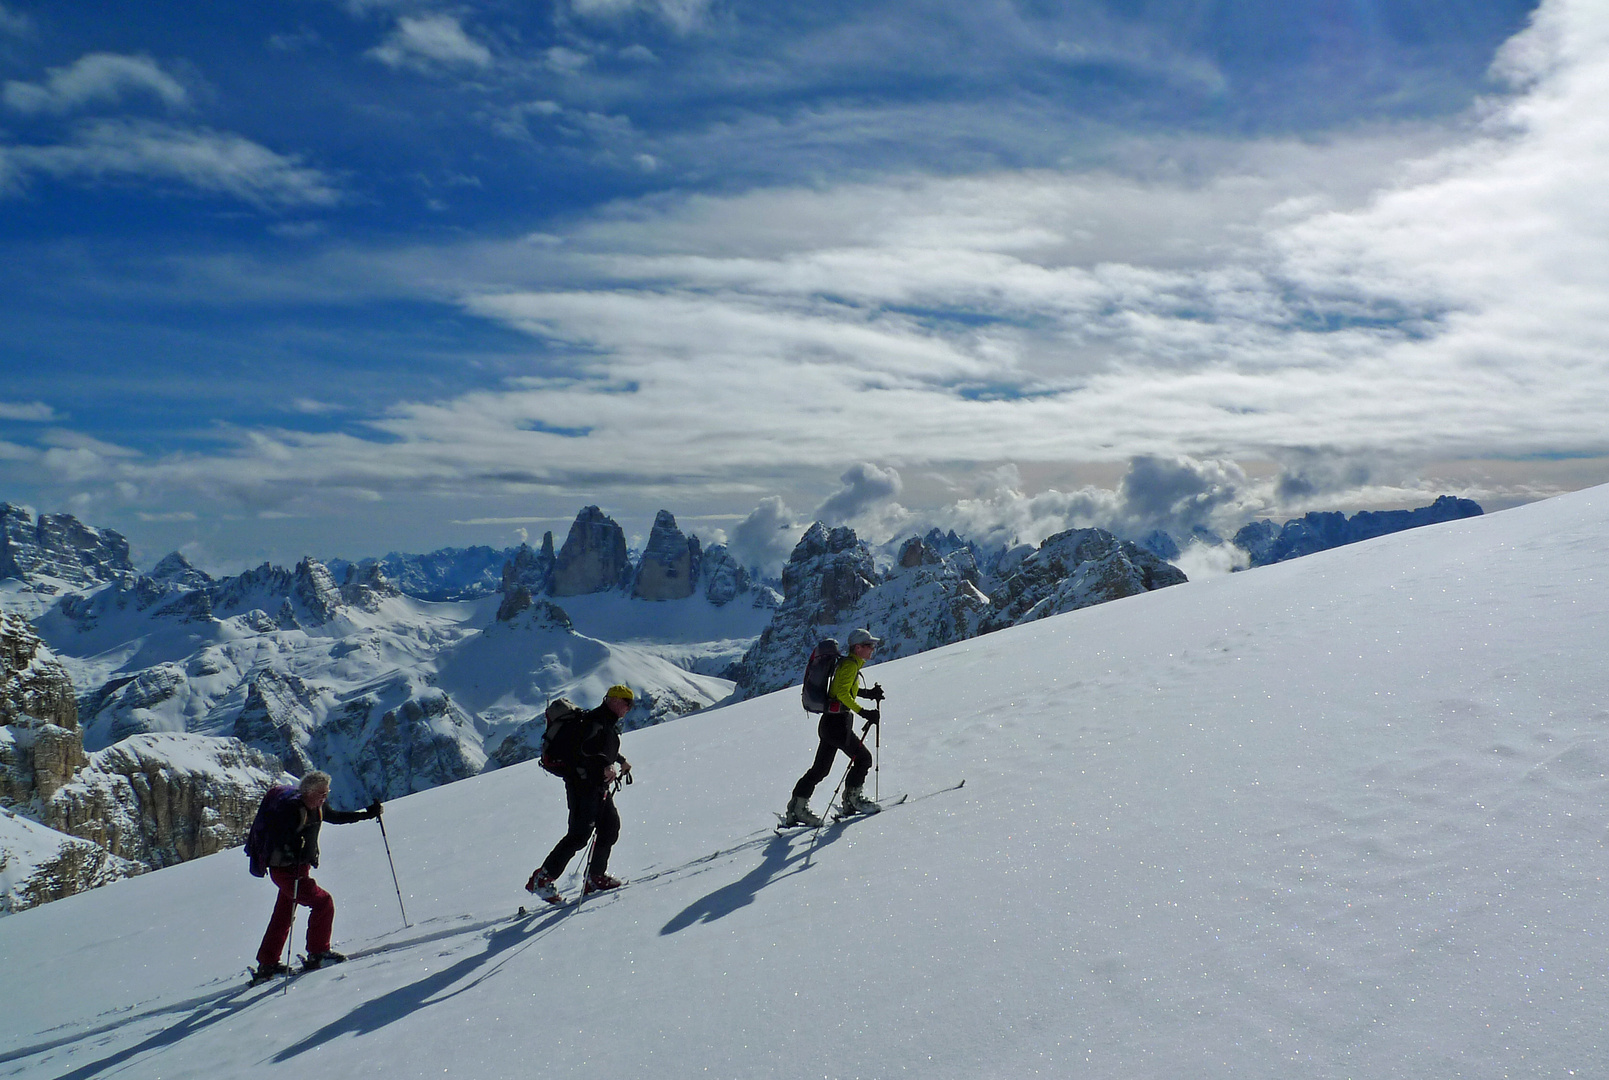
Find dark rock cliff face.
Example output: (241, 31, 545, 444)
(496, 539, 556, 621)
(550, 506, 632, 596)
(726, 523, 880, 697)
(633, 510, 699, 601)
(1233, 496, 1483, 567)
(1, 611, 145, 911)
(0, 609, 85, 805)
(0, 504, 135, 588)
(43, 734, 288, 869)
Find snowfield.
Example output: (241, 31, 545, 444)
(2, 485, 1606, 1079)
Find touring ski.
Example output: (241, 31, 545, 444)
(832, 792, 907, 821)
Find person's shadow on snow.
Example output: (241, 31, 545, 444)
(272, 906, 568, 1063)
(660, 827, 838, 935)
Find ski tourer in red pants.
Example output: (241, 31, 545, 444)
(251, 771, 380, 979)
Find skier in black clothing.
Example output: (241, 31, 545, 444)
(252, 770, 381, 981)
(526, 684, 634, 903)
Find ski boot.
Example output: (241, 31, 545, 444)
(584, 872, 624, 895)
(302, 950, 347, 971)
(525, 868, 564, 905)
(250, 960, 290, 985)
(783, 795, 823, 828)
(839, 785, 880, 816)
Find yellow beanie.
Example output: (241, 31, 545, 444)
(605, 684, 634, 703)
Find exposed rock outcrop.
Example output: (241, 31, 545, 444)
(702, 543, 758, 607)
(0, 809, 142, 914)
(334, 544, 517, 602)
(310, 679, 485, 803)
(0, 503, 135, 587)
(729, 525, 989, 698)
(550, 506, 631, 596)
(293, 557, 345, 624)
(340, 563, 401, 613)
(80, 662, 188, 748)
(633, 510, 699, 601)
(981, 528, 1186, 630)
(496, 539, 556, 620)
(43, 733, 290, 869)
(1232, 496, 1484, 567)
(0, 610, 85, 805)
(233, 669, 324, 774)
(726, 524, 880, 696)
(731, 522, 1188, 699)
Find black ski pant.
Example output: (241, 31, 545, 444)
(542, 777, 620, 879)
(792, 709, 872, 800)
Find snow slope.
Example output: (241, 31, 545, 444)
(2, 486, 1606, 1079)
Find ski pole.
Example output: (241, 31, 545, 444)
(282, 876, 299, 994)
(377, 813, 410, 928)
(874, 714, 880, 803)
(815, 719, 876, 831)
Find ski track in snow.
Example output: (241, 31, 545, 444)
(3, 486, 1609, 1078)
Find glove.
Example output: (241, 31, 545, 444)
(857, 684, 885, 702)
(367, 800, 383, 819)
(862, 708, 881, 726)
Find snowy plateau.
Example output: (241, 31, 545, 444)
(1, 484, 1605, 1078)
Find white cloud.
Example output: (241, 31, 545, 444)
(0, 2, 32, 37)
(26, 0, 1608, 538)
(291, 398, 342, 414)
(1, 119, 341, 207)
(543, 47, 590, 75)
(369, 14, 494, 72)
(0, 400, 56, 421)
(728, 496, 802, 575)
(570, 0, 711, 33)
(4, 53, 188, 115)
(814, 463, 904, 527)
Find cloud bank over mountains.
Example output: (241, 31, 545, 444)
(1, 0, 1598, 567)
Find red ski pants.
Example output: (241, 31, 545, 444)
(256, 865, 334, 966)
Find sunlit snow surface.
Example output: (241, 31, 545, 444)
(3, 486, 1606, 1078)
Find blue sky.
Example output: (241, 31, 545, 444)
(7, 0, 1604, 575)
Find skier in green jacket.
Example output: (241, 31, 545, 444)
(784, 627, 884, 826)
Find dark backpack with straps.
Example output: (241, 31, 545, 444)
(800, 638, 842, 714)
(245, 784, 301, 877)
(539, 698, 588, 777)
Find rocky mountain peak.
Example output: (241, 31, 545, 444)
(340, 562, 401, 613)
(633, 510, 699, 601)
(1232, 496, 1484, 567)
(147, 552, 212, 589)
(551, 506, 631, 596)
(292, 557, 344, 624)
(982, 528, 1185, 630)
(500, 539, 554, 600)
(779, 522, 876, 619)
(701, 543, 755, 607)
(0, 503, 134, 588)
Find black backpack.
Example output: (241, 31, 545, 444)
(800, 638, 842, 714)
(245, 784, 301, 877)
(539, 698, 588, 777)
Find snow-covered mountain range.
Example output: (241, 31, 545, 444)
(1, 495, 1479, 910)
(0, 484, 1601, 1078)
